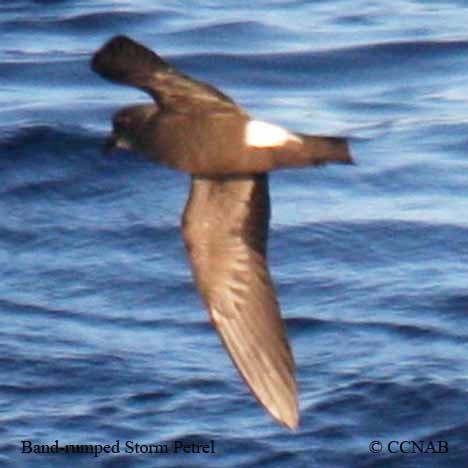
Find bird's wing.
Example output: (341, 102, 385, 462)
(91, 35, 240, 113)
(182, 175, 298, 429)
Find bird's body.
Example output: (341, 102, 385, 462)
(91, 35, 353, 429)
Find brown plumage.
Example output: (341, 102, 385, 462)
(91, 35, 352, 176)
(183, 175, 298, 428)
(91, 35, 354, 429)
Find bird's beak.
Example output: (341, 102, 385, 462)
(102, 135, 132, 155)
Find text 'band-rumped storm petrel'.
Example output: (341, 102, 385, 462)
(91, 35, 353, 430)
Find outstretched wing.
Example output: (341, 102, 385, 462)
(91, 35, 240, 113)
(182, 175, 299, 429)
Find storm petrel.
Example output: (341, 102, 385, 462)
(91, 35, 353, 429)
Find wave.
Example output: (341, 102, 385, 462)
(169, 38, 468, 90)
(0, 9, 178, 34)
(1, 124, 99, 156)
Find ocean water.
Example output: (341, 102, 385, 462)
(1, 1, 468, 467)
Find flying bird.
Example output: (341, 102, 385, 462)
(91, 35, 353, 430)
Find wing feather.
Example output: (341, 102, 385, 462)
(182, 175, 299, 429)
(91, 35, 240, 112)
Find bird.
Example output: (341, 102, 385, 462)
(91, 35, 353, 430)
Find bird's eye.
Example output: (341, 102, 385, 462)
(116, 115, 129, 125)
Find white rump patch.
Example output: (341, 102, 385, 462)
(245, 119, 302, 148)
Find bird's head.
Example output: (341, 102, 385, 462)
(103, 104, 156, 154)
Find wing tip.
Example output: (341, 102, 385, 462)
(273, 403, 300, 431)
(208, 305, 300, 430)
(264, 386, 300, 430)
(91, 35, 129, 75)
(91, 35, 167, 84)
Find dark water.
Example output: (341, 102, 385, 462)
(1, 1, 468, 467)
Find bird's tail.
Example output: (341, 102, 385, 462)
(302, 134, 353, 165)
(273, 134, 354, 169)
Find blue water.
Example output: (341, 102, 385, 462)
(2, 1, 468, 467)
